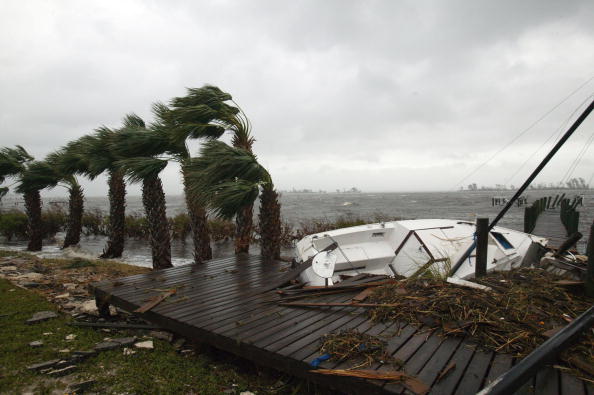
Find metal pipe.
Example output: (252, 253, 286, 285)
(450, 99, 594, 277)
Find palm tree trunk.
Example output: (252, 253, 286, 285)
(259, 186, 281, 261)
(24, 190, 42, 251)
(181, 166, 211, 263)
(100, 170, 126, 258)
(234, 205, 253, 254)
(142, 175, 172, 270)
(62, 184, 84, 249)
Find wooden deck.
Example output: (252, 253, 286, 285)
(532, 210, 568, 249)
(90, 255, 593, 394)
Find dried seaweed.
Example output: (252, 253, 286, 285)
(319, 329, 402, 369)
(367, 268, 594, 368)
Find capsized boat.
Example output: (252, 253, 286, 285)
(294, 219, 548, 286)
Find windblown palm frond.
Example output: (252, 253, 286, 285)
(110, 127, 168, 159)
(79, 128, 118, 179)
(205, 180, 261, 220)
(115, 157, 168, 183)
(188, 140, 270, 188)
(0, 145, 33, 179)
(15, 161, 59, 194)
(46, 142, 89, 177)
(122, 113, 145, 129)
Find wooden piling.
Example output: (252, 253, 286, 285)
(475, 218, 489, 277)
(586, 221, 594, 298)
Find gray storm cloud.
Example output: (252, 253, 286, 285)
(1, 0, 593, 195)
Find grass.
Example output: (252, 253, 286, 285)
(0, 251, 331, 394)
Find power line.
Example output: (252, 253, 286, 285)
(453, 75, 594, 189)
(559, 128, 594, 186)
(503, 94, 593, 187)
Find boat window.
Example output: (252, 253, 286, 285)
(491, 232, 514, 249)
(371, 232, 385, 237)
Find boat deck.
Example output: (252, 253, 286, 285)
(90, 255, 593, 394)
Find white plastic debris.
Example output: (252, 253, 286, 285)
(134, 340, 154, 349)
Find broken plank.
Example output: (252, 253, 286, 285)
(134, 289, 177, 313)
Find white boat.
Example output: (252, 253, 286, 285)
(294, 219, 548, 286)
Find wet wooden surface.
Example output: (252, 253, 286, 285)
(91, 255, 592, 394)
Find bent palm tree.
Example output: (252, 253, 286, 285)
(69, 128, 127, 258)
(0, 146, 47, 251)
(159, 85, 240, 262)
(46, 149, 85, 249)
(181, 93, 256, 254)
(15, 161, 58, 251)
(111, 114, 172, 270)
(187, 140, 281, 260)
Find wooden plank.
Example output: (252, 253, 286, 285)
(484, 353, 513, 387)
(429, 342, 476, 395)
(559, 372, 586, 395)
(415, 336, 465, 389)
(453, 349, 492, 395)
(534, 366, 559, 395)
(383, 332, 443, 393)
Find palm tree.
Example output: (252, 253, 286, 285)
(67, 128, 127, 258)
(187, 140, 281, 260)
(45, 150, 85, 249)
(110, 114, 172, 270)
(0, 146, 48, 251)
(179, 92, 256, 254)
(161, 85, 241, 262)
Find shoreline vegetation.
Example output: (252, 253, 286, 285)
(0, 250, 322, 394)
(0, 206, 402, 249)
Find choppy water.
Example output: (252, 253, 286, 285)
(1, 190, 592, 267)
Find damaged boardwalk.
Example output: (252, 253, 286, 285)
(90, 255, 592, 394)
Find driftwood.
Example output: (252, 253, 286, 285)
(134, 289, 177, 313)
(68, 321, 161, 330)
(311, 369, 429, 395)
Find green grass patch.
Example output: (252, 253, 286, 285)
(64, 258, 96, 269)
(0, 278, 307, 394)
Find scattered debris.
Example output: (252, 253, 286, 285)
(134, 289, 177, 313)
(27, 359, 60, 371)
(68, 321, 160, 330)
(47, 365, 76, 377)
(26, 311, 58, 324)
(123, 347, 136, 355)
(446, 277, 492, 291)
(112, 337, 137, 347)
(436, 362, 456, 383)
(149, 330, 174, 342)
(29, 341, 43, 348)
(68, 380, 96, 393)
(135, 340, 154, 349)
(318, 329, 402, 369)
(367, 268, 594, 358)
(94, 341, 121, 352)
(65, 334, 77, 341)
(58, 349, 70, 353)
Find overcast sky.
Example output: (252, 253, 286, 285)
(1, 0, 593, 196)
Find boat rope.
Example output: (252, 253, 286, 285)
(452, 75, 594, 190)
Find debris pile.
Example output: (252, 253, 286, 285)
(319, 329, 402, 369)
(367, 268, 593, 369)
